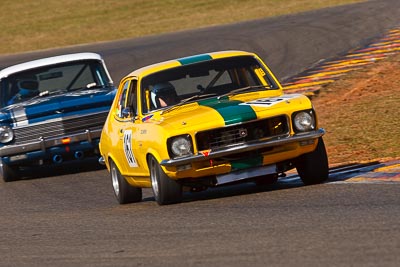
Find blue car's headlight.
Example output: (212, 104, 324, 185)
(0, 125, 14, 143)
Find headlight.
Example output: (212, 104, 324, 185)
(168, 135, 193, 158)
(0, 125, 14, 143)
(293, 110, 315, 132)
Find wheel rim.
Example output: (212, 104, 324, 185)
(111, 165, 120, 196)
(150, 159, 159, 198)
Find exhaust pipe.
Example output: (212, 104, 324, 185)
(53, 154, 63, 164)
(74, 151, 84, 160)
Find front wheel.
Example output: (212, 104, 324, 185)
(149, 156, 182, 205)
(295, 137, 329, 185)
(110, 160, 142, 204)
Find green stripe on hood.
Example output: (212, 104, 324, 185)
(199, 97, 257, 125)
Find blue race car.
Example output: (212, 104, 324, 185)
(0, 52, 116, 182)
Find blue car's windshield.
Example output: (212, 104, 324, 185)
(0, 60, 112, 108)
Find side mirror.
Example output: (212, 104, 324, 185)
(122, 107, 134, 118)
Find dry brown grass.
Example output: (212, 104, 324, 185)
(311, 53, 400, 165)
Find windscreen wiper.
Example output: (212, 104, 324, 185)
(217, 85, 270, 100)
(68, 82, 107, 92)
(161, 93, 217, 115)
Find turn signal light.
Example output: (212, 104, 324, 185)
(61, 137, 71, 145)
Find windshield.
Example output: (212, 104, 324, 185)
(141, 55, 279, 113)
(0, 59, 112, 107)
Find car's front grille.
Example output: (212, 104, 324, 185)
(195, 115, 289, 151)
(13, 112, 108, 145)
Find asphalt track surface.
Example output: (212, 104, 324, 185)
(1, 0, 400, 266)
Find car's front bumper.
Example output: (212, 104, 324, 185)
(160, 128, 325, 167)
(0, 129, 101, 159)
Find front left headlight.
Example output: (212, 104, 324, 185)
(0, 125, 14, 143)
(293, 110, 316, 132)
(168, 135, 193, 158)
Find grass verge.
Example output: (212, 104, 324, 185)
(1, 0, 363, 55)
(311, 53, 400, 165)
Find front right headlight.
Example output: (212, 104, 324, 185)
(292, 110, 316, 133)
(0, 125, 14, 143)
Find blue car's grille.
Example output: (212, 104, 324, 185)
(12, 112, 108, 145)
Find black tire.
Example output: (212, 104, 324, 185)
(0, 159, 19, 182)
(149, 156, 182, 205)
(109, 160, 142, 204)
(295, 137, 329, 185)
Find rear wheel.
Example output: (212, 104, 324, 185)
(110, 160, 142, 204)
(149, 156, 182, 205)
(295, 137, 329, 185)
(0, 159, 19, 182)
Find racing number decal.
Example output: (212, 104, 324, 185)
(123, 130, 138, 168)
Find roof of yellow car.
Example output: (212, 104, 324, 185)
(125, 50, 256, 78)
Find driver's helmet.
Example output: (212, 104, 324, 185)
(150, 82, 179, 108)
(18, 80, 39, 98)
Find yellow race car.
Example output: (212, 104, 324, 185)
(99, 50, 328, 205)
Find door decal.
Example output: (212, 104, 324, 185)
(123, 130, 138, 168)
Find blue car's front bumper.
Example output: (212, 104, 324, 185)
(0, 129, 101, 165)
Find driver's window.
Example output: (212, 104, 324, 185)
(126, 80, 138, 117)
(116, 81, 129, 118)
